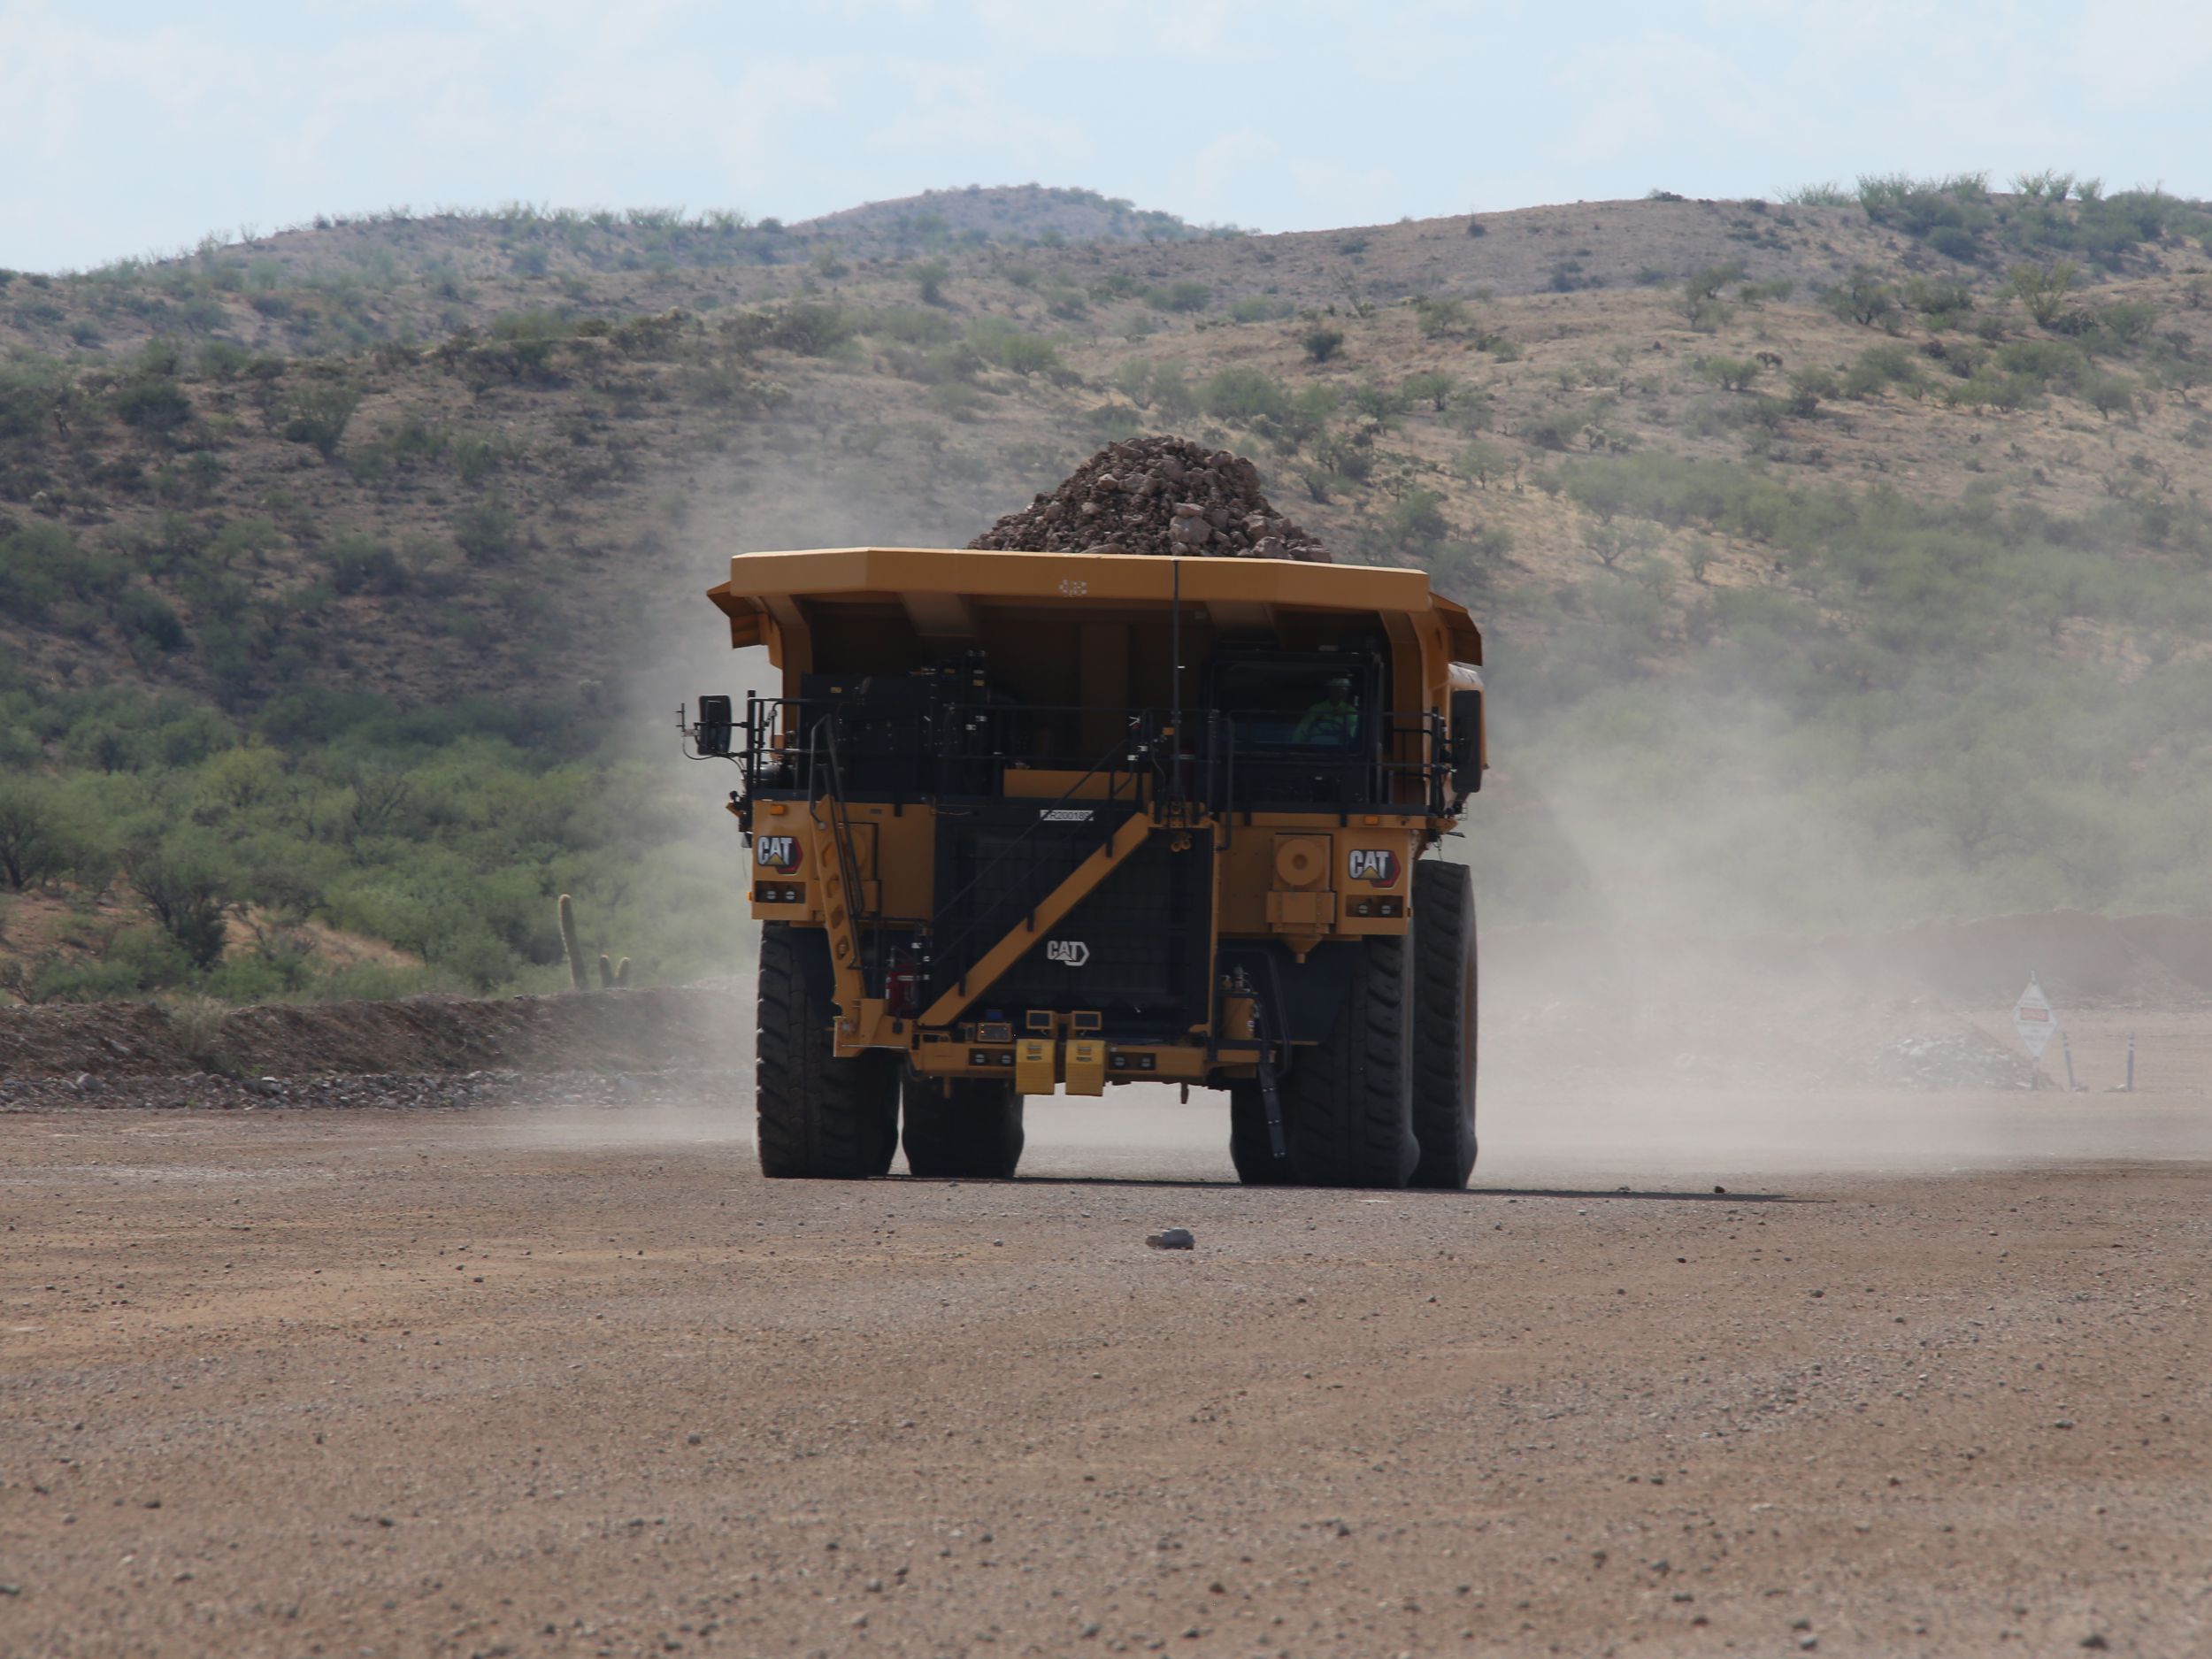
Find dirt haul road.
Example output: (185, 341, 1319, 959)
(4, 1093, 2212, 1659)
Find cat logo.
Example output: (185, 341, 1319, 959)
(756, 835, 803, 872)
(1347, 848, 1399, 886)
(1046, 939, 1091, 967)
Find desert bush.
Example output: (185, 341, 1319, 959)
(0, 780, 65, 889)
(1401, 370, 1457, 411)
(279, 381, 360, 457)
(2084, 373, 2137, 419)
(1823, 266, 1899, 328)
(1414, 296, 1466, 337)
(115, 587, 187, 652)
(1786, 367, 1839, 416)
(111, 363, 193, 433)
(966, 319, 1060, 377)
(2010, 260, 2078, 327)
(326, 534, 409, 595)
(911, 260, 951, 304)
(1199, 365, 1291, 426)
(1781, 181, 1853, 207)
(453, 497, 518, 562)
(1148, 280, 1211, 314)
(1302, 327, 1345, 364)
(869, 306, 960, 347)
(767, 303, 856, 357)
(126, 836, 232, 969)
(1926, 226, 1981, 262)
(1842, 343, 1924, 399)
(1382, 488, 1451, 556)
(1695, 355, 1762, 392)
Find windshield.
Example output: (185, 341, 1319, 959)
(1216, 658, 1365, 749)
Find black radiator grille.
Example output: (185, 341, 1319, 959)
(930, 810, 1211, 1032)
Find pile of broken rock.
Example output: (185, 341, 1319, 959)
(967, 435, 1330, 563)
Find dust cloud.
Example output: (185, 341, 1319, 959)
(580, 448, 2211, 1189)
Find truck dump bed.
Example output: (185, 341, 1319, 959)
(698, 545, 1486, 1188)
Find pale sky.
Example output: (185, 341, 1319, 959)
(4, 0, 2208, 273)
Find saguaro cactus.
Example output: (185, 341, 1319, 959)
(557, 893, 588, 992)
(558, 895, 633, 992)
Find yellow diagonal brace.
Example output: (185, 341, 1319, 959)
(918, 812, 1154, 1030)
(807, 798, 867, 1018)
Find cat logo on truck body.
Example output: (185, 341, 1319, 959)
(757, 834, 803, 871)
(1347, 848, 1400, 886)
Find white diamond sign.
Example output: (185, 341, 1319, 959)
(2012, 979, 2058, 1059)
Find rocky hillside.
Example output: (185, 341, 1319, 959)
(4, 173, 2212, 1003)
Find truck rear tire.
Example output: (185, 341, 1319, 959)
(1409, 861, 1479, 1189)
(1278, 933, 1417, 1188)
(1227, 1079, 1292, 1185)
(901, 1072, 1025, 1179)
(755, 924, 899, 1179)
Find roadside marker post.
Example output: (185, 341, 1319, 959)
(2013, 975, 2078, 1090)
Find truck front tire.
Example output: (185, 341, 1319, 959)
(1409, 860, 1479, 1189)
(902, 1072, 1025, 1179)
(1274, 933, 1417, 1188)
(755, 924, 900, 1179)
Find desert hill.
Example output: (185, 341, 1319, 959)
(4, 172, 2211, 1003)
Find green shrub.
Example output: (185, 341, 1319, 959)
(911, 259, 950, 304)
(126, 836, 233, 969)
(1149, 280, 1211, 314)
(453, 497, 518, 562)
(1927, 225, 1980, 262)
(0, 780, 65, 889)
(1842, 343, 1924, 398)
(1302, 327, 1345, 364)
(1786, 367, 1839, 416)
(111, 368, 192, 433)
(1414, 296, 1466, 337)
(278, 381, 360, 458)
(326, 534, 409, 595)
(2010, 260, 2078, 327)
(1382, 488, 1451, 555)
(1401, 370, 1456, 411)
(966, 319, 1060, 377)
(1694, 355, 1762, 392)
(867, 306, 960, 346)
(115, 587, 187, 651)
(1823, 266, 1898, 327)
(767, 303, 856, 357)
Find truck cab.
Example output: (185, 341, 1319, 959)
(693, 546, 1484, 1188)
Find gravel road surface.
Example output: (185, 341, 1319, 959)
(4, 1090, 2211, 1658)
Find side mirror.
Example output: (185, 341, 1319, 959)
(696, 694, 734, 757)
(1449, 687, 1483, 796)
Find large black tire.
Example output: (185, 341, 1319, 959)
(1409, 861, 1479, 1189)
(755, 924, 899, 1179)
(1277, 931, 1418, 1188)
(1227, 1079, 1293, 1185)
(901, 1072, 1025, 1179)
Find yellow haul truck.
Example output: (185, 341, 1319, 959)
(689, 546, 1484, 1188)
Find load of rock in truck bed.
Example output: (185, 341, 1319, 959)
(966, 435, 1331, 563)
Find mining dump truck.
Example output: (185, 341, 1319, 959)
(688, 547, 1484, 1188)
